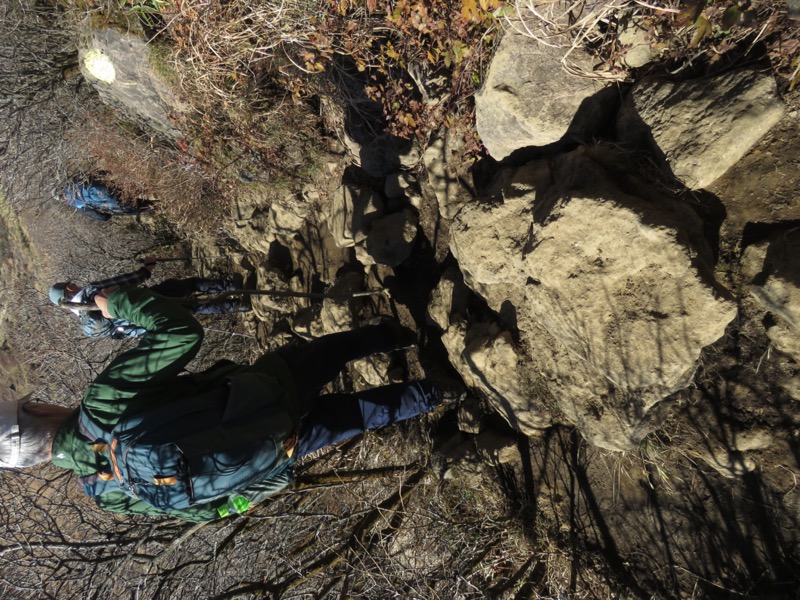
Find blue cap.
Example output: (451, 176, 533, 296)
(49, 282, 70, 305)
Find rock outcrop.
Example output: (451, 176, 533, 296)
(446, 148, 737, 450)
(345, 133, 420, 178)
(325, 182, 418, 267)
(441, 319, 555, 434)
(423, 134, 473, 220)
(327, 183, 385, 249)
(79, 28, 183, 141)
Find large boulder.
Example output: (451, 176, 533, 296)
(475, 25, 616, 160)
(449, 148, 737, 450)
(79, 28, 183, 141)
(616, 68, 784, 189)
(750, 229, 800, 362)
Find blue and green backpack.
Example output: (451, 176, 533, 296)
(77, 373, 296, 512)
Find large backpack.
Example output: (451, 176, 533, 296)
(77, 372, 296, 511)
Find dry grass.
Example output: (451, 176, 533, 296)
(153, 0, 327, 179)
(506, 0, 635, 80)
(143, 0, 503, 148)
(508, 0, 798, 87)
(68, 106, 227, 241)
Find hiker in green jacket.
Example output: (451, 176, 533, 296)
(0, 287, 440, 522)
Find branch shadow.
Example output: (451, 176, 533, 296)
(512, 378, 800, 599)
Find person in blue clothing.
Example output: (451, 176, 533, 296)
(61, 181, 148, 221)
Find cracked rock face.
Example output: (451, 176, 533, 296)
(447, 148, 737, 450)
(475, 26, 615, 159)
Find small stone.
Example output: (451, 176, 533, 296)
(457, 397, 483, 435)
(422, 135, 471, 220)
(739, 241, 769, 282)
(750, 230, 800, 361)
(618, 18, 655, 68)
(789, 0, 800, 20)
(780, 376, 800, 402)
(365, 209, 418, 266)
(476, 429, 520, 465)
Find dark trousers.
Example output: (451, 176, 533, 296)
(274, 325, 440, 458)
(150, 277, 228, 297)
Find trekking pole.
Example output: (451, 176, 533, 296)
(58, 287, 387, 311)
(137, 254, 247, 264)
(213, 288, 387, 301)
(204, 327, 257, 340)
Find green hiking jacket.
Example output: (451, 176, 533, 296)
(51, 287, 299, 522)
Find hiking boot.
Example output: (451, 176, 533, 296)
(190, 297, 251, 315)
(195, 279, 231, 295)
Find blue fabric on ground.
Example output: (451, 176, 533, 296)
(64, 182, 133, 215)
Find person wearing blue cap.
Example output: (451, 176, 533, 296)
(50, 261, 249, 338)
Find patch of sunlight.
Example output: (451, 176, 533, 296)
(84, 49, 116, 84)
